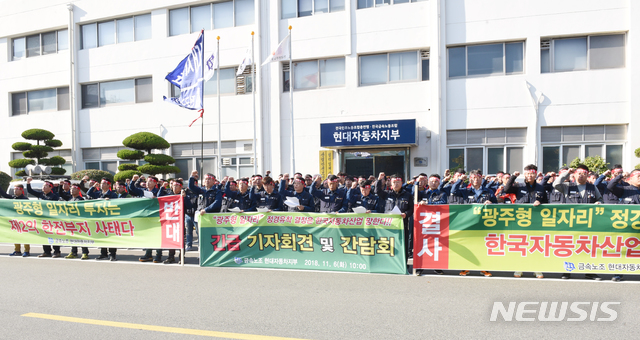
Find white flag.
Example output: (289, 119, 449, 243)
(236, 46, 253, 76)
(261, 34, 290, 66)
(204, 51, 218, 82)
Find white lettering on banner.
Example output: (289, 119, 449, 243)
(420, 211, 440, 234)
(417, 237, 441, 260)
(320, 237, 334, 252)
(490, 302, 620, 322)
(165, 222, 180, 242)
(164, 201, 181, 221)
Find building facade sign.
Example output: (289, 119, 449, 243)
(320, 119, 417, 148)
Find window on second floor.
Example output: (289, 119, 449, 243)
(12, 29, 68, 60)
(359, 51, 428, 86)
(11, 87, 69, 116)
(541, 34, 625, 73)
(358, 0, 426, 9)
(171, 66, 254, 97)
(282, 0, 345, 19)
(283, 58, 345, 91)
(448, 42, 524, 78)
(81, 14, 151, 49)
(81, 77, 152, 109)
(169, 0, 255, 36)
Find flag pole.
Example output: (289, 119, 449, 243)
(200, 30, 205, 183)
(217, 36, 222, 178)
(288, 26, 295, 175)
(251, 31, 257, 175)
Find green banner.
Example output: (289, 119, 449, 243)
(413, 204, 640, 274)
(0, 196, 184, 249)
(199, 212, 406, 274)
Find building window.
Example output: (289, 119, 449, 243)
(171, 67, 253, 97)
(11, 87, 69, 116)
(169, 1, 255, 37)
(541, 125, 626, 173)
(281, 0, 345, 19)
(83, 147, 144, 175)
(81, 77, 152, 109)
(360, 51, 428, 86)
(282, 58, 345, 91)
(447, 128, 526, 174)
(448, 42, 524, 78)
(81, 14, 151, 49)
(358, 0, 426, 9)
(12, 29, 68, 60)
(541, 34, 625, 73)
(172, 141, 253, 178)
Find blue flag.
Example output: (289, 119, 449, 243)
(163, 31, 204, 111)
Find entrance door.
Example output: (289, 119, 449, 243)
(343, 149, 406, 178)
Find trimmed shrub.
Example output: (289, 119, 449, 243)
(114, 170, 142, 182)
(22, 129, 55, 141)
(123, 132, 170, 153)
(117, 149, 145, 160)
(137, 164, 180, 176)
(118, 163, 140, 171)
(12, 142, 32, 151)
(144, 154, 176, 166)
(0, 171, 11, 191)
(50, 167, 67, 175)
(44, 139, 63, 147)
(8, 159, 35, 168)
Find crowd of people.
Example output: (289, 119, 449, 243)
(2, 163, 639, 281)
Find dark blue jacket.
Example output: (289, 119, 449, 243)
(346, 188, 382, 213)
(278, 180, 315, 212)
(310, 184, 348, 213)
(27, 184, 60, 201)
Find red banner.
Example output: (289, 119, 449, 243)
(413, 205, 450, 269)
(158, 196, 184, 249)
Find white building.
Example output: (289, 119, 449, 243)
(1, 0, 638, 180)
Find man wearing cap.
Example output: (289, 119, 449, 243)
(278, 174, 315, 212)
(1, 184, 31, 257)
(375, 172, 414, 262)
(605, 169, 640, 282)
(224, 177, 256, 212)
(63, 184, 91, 260)
(250, 176, 282, 211)
(310, 174, 349, 213)
(26, 177, 62, 258)
(554, 164, 603, 280)
(347, 180, 382, 213)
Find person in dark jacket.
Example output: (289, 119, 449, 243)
(157, 180, 193, 264)
(278, 174, 315, 212)
(346, 180, 382, 213)
(26, 177, 62, 258)
(503, 164, 546, 206)
(1, 184, 30, 257)
(250, 176, 282, 211)
(375, 172, 414, 262)
(63, 184, 91, 260)
(310, 174, 348, 213)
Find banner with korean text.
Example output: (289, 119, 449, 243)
(413, 204, 640, 275)
(0, 197, 184, 249)
(199, 212, 406, 274)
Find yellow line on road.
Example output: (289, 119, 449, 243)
(22, 313, 309, 340)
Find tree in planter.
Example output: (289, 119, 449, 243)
(8, 129, 67, 177)
(116, 132, 179, 180)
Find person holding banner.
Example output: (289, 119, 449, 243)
(86, 178, 118, 200)
(417, 174, 448, 205)
(375, 172, 414, 263)
(554, 164, 603, 280)
(502, 164, 546, 279)
(279, 174, 315, 212)
(346, 180, 382, 213)
(310, 174, 349, 213)
(26, 177, 62, 258)
(250, 176, 282, 211)
(224, 177, 256, 212)
(605, 168, 640, 282)
(157, 179, 192, 264)
(1, 184, 31, 257)
(451, 170, 496, 277)
(63, 184, 91, 260)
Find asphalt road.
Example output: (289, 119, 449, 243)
(1, 244, 638, 340)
